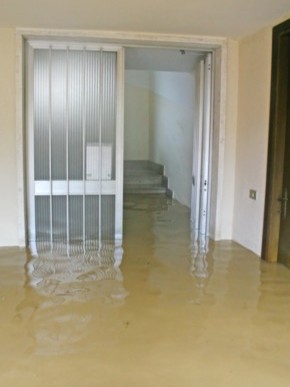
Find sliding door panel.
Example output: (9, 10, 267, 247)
(27, 42, 123, 252)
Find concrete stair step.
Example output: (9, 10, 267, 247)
(124, 160, 164, 174)
(123, 160, 171, 197)
(124, 186, 167, 194)
(124, 175, 163, 185)
(124, 169, 161, 178)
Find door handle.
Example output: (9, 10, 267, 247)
(278, 187, 288, 219)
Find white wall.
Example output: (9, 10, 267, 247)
(124, 71, 150, 160)
(149, 71, 195, 207)
(0, 29, 19, 247)
(232, 28, 272, 255)
(215, 39, 239, 240)
(124, 69, 196, 208)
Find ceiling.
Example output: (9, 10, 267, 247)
(125, 48, 205, 72)
(0, 0, 289, 39)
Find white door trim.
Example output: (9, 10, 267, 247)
(191, 53, 213, 236)
(191, 59, 204, 230)
(16, 28, 228, 247)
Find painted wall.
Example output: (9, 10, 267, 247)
(124, 71, 150, 160)
(232, 28, 272, 255)
(0, 29, 19, 247)
(0, 24, 284, 250)
(124, 69, 195, 207)
(215, 39, 239, 240)
(149, 71, 195, 207)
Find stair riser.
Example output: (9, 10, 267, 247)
(124, 160, 164, 175)
(124, 177, 163, 185)
(124, 188, 167, 194)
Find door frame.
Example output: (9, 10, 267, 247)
(191, 53, 213, 235)
(262, 19, 290, 262)
(15, 28, 228, 247)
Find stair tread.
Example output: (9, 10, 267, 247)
(124, 170, 162, 176)
(125, 185, 164, 189)
(124, 160, 169, 197)
(124, 187, 167, 194)
(124, 177, 162, 183)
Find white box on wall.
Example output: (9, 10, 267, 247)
(86, 143, 112, 180)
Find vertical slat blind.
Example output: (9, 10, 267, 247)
(33, 45, 117, 252)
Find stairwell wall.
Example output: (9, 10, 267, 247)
(124, 70, 150, 160)
(124, 69, 196, 207)
(148, 71, 196, 207)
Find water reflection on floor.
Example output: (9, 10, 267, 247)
(1, 195, 290, 386)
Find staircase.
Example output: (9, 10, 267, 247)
(124, 160, 172, 196)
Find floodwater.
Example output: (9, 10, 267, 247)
(1, 194, 290, 386)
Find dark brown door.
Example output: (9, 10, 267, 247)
(263, 20, 290, 263)
(278, 67, 290, 266)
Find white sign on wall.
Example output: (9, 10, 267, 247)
(86, 143, 112, 180)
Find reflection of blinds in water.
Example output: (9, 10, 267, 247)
(27, 243, 126, 304)
(32, 47, 117, 247)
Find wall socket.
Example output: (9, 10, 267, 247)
(249, 189, 257, 200)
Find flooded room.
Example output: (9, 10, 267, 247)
(1, 1, 290, 386)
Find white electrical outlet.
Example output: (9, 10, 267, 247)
(249, 189, 257, 200)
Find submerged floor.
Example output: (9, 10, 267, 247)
(1, 195, 290, 386)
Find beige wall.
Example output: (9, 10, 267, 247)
(0, 23, 287, 251)
(216, 39, 239, 240)
(232, 13, 290, 255)
(232, 27, 272, 255)
(0, 29, 19, 247)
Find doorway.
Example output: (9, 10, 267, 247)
(262, 19, 290, 264)
(123, 47, 213, 235)
(16, 30, 227, 247)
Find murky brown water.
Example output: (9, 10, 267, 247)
(1, 194, 290, 386)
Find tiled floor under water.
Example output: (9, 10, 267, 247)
(1, 195, 290, 386)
